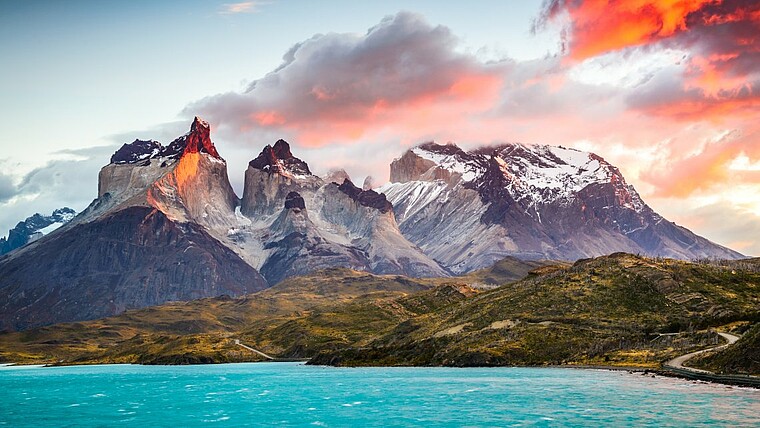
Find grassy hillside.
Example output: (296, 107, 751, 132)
(459, 257, 568, 288)
(0, 269, 445, 364)
(2, 254, 757, 370)
(0, 268, 482, 365)
(309, 253, 760, 368)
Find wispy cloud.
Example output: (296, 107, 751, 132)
(219, 1, 269, 15)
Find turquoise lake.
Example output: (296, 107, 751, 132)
(1, 362, 758, 427)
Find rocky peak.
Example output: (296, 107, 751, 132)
(338, 179, 393, 213)
(110, 139, 162, 165)
(284, 191, 306, 211)
(249, 139, 311, 177)
(417, 142, 468, 157)
(464, 156, 519, 225)
(324, 169, 351, 184)
(161, 116, 222, 160)
(0, 207, 77, 255)
(362, 176, 375, 191)
(109, 117, 222, 165)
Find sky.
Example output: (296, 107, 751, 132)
(0, 0, 758, 256)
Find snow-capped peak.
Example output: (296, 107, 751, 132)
(411, 143, 483, 182)
(399, 141, 645, 211)
(496, 143, 610, 193)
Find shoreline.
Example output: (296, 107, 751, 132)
(3, 359, 758, 389)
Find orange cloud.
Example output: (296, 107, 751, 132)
(543, 0, 717, 60)
(641, 125, 760, 198)
(542, 0, 760, 121)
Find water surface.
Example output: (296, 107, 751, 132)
(1, 362, 758, 426)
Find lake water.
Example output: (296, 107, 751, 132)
(1, 362, 758, 427)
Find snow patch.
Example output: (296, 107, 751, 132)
(411, 147, 480, 182)
(38, 222, 64, 235)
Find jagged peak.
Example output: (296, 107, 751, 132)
(162, 117, 222, 160)
(110, 139, 162, 164)
(392, 140, 648, 212)
(249, 139, 312, 178)
(108, 118, 223, 165)
(407, 141, 485, 182)
(284, 191, 306, 211)
(415, 141, 467, 157)
(191, 116, 210, 130)
(338, 179, 393, 213)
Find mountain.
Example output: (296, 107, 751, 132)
(234, 139, 447, 282)
(0, 118, 268, 331)
(380, 142, 743, 273)
(0, 119, 445, 331)
(0, 118, 746, 331)
(0, 207, 76, 255)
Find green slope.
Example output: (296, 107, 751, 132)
(2, 254, 757, 370)
(309, 253, 760, 368)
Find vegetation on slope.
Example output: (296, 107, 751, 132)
(309, 253, 760, 368)
(1, 254, 757, 371)
(0, 268, 458, 364)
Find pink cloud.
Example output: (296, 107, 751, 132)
(187, 12, 505, 146)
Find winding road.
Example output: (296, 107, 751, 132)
(664, 332, 740, 373)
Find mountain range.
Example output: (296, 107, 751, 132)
(0, 117, 743, 331)
(0, 207, 76, 255)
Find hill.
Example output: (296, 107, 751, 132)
(0, 268, 455, 364)
(2, 254, 757, 370)
(309, 253, 760, 367)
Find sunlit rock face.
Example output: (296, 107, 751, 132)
(380, 142, 743, 273)
(0, 117, 268, 331)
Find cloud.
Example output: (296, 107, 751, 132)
(0, 146, 115, 237)
(0, 170, 19, 204)
(187, 12, 504, 146)
(176, 9, 760, 254)
(539, 0, 760, 120)
(641, 124, 760, 197)
(218, 1, 268, 15)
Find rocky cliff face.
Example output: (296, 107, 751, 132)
(96, 117, 238, 229)
(237, 143, 447, 282)
(380, 142, 742, 273)
(241, 140, 322, 218)
(0, 206, 266, 331)
(259, 191, 371, 284)
(320, 180, 448, 277)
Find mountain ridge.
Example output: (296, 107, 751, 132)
(0, 117, 746, 331)
(380, 141, 741, 272)
(0, 207, 76, 255)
